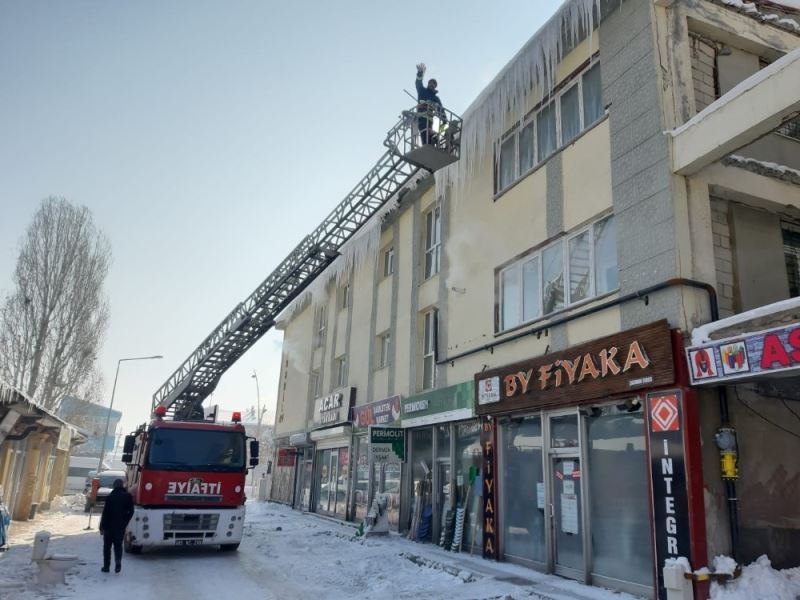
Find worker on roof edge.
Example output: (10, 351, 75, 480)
(415, 62, 446, 146)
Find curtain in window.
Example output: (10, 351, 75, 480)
(537, 103, 557, 160)
(498, 136, 516, 191)
(501, 268, 520, 330)
(582, 64, 603, 126)
(561, 85, 581, 144)
(522, 258, 540, 321)
(519, 122, 535, 174)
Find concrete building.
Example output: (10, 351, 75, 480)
(0, 380, 86, 521)
(270, 1, 800, 597)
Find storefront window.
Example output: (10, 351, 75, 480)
(353, 437, 369, 523)
(587, 403, 652, 586)
(408, 429, 433, 540)
(501, 416, 546, 563)
(455, 421, 482, 551)
(335, 447, 349, 520)
(315, 449, 331, 514)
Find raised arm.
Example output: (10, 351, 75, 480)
(415, 62, 426, 97)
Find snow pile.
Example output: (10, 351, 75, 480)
(710, 555, 800, 600)
(51, 494, 86, 513)
(724, 154, 800, 185)
(717, 0, 800, 32)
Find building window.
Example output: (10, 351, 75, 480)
(422, 309, 438, 390)
(315, 309, 327, 348)
(783, 222, 800, 297)
(310, 370, 321, 399)
(494, 60, 603, 194)
(498, 215, 617, 331)
(377, 332, 391, 369)
(339, 283, 350, 310)
(382, 246, 395, 277)
(335, 357, 347, 387)
(424, 206, 442, 279)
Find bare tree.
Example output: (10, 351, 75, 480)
(0, 197, 111, 411)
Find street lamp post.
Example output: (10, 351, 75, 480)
(250, 371, 261, 497)
(86, 354, 163, 529)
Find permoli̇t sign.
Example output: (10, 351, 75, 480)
(312, 387, 355, 428)
(369, 427, 405, 463)
(400, 381, 474, 428)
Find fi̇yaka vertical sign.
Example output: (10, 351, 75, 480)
(481, 417, 497, 559)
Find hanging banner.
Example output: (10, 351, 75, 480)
(686, 322, 800, 385)
(369, 427, 405, 464)
(352, 395, 402, 429)
(277, 448, 296, 467)
(646, 390, 692, 600)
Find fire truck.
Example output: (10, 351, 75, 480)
(120, 407, 258, 553)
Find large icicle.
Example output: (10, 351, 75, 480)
(437, 0, 601, 198)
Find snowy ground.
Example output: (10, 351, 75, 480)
(1, 498, 798, 600)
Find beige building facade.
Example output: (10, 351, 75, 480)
(271, 1, 800, 598)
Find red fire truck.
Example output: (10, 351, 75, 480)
(120, 407, 258, 553)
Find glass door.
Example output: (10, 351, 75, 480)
(435, 461, 452, 546)
(552, 455, 583, 576)
(546, 411, 586, 582)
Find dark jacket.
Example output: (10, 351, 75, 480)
(99, 487, 134, 534)
(415, 72, 445, 119)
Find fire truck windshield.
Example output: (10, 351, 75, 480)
(147, 428, 246, 472)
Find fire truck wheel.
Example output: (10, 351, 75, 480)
(124, 534, 142, 554)
(219, 543, 240, 552)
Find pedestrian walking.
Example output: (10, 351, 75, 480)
(99, 478, 134, 573)
(415, 62, 446, 145)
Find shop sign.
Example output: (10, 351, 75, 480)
(474, 320, 674, 415)
(686, 322, 800, 385)
(401, 381, 474, 428)
(352, 395, 401, 428)
(646, 390, 691, 600)
(369, 427, 405, 464)
(312, 387, 355, 428)
(277, 448, 296, 467)
(480, 418, 497, 560)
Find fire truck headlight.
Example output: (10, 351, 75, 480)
(228, 524, 234, 530)
(230, 515, 236, 521)
(144, 483, 153, 491)
(142, 516, 149, 523)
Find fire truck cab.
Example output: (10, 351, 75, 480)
(121, 409, 258, 553)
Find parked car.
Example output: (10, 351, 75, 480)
(66, 456, 108, 494)
(84, 469, 126, 513)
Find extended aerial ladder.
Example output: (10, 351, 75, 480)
(152, 105, 462, 420)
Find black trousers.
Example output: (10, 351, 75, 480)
(103, 530, 124, 568)
(418, 117, 436, 146)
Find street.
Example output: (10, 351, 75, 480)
(0, 497, 643, 600)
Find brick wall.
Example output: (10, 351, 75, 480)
(710, 197, 735, 317)
(690, 34, 717, 112)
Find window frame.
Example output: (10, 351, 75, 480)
(422, 308, 438, 390)
(377, 332, 391, 369)
(335, 356, 347, 388)
(315, 309, 327, 348)
(339, 283, 350, 311)
(424, 205, 442, 279)
(382, 246, 395, 277)
(497, 215, 616, 332)
(493, 58, 602, 195)
(310, 369, 322, 399)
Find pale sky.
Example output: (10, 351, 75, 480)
(0, 0, 562, 437)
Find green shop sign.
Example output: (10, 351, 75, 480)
(400, 381, 475, 428)
(370, 427, 405, 463)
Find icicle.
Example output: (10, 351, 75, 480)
(436, 0, 600, 200)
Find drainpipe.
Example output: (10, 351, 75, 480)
(434, 276, 739, 556)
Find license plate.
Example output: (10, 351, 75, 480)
(175, 539, 202, 546)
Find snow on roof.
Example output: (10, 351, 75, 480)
(437, 0, 600, 193)
(717, 0, 800, 32)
